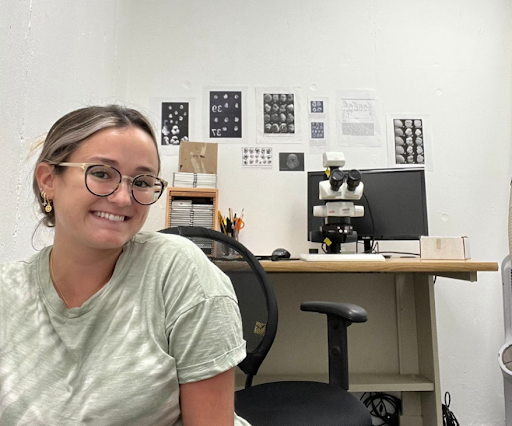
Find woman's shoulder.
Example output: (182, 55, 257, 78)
(122, 231, 208, 277)
(0, 251, 44, 275)
(128, 231, 234, 299)
(0, 250, 46, 297)
(132, 230, 184, 245)
(129, 231, 204, 258)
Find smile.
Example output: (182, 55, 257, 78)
(93, 211, 126, 222)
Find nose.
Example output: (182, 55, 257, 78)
(107, 178, 132, 206)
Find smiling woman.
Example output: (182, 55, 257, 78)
(31, 106, 161, 228)
(0, 105, 250, 426)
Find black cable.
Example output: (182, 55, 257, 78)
(356, 242, 421, 258)
(442, 392, 460, 426)
(377, 251, 420, 257)
(361, 392, 401, 426)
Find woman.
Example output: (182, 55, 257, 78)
(0, 105, 250, 426)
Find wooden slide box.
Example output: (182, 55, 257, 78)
(420, 236, 471, 260)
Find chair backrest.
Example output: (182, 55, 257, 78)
(159, 226, 278, 382)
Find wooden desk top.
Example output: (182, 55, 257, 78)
(260, 258, 499, 274)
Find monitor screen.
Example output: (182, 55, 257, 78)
(307, 168, 429, 247)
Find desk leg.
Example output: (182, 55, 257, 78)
(396, 274, 420, 375)
(415, 273, 442, 425)
(395, 273, 442, 425)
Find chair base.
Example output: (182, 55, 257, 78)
(235, 381, 372, 426)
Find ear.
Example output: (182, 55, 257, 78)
(35, 162, 56, 197)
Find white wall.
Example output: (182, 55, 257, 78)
(2, 0, 511, 424)
(0, 0, 130, 260)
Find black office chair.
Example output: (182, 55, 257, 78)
(159, 226, 372, 426)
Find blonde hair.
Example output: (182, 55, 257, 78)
(33, 105, 159, 227)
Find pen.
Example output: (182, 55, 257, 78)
(218, 209, 245, 240)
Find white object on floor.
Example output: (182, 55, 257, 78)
(499, 256, 512, 425)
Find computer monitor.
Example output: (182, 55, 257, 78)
(307, 168, 429, 252)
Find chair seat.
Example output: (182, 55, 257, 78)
(235, 381, 372, 426)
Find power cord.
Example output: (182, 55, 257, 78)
(442, 392, 460, 426)
(361, 392, 401, 426)
(377, 251, 420, 257)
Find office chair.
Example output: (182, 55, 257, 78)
(159, 226, 372, 426)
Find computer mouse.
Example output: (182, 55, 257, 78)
(271, 248, 291, 261)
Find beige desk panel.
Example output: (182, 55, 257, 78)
(258, 273, 399, 376)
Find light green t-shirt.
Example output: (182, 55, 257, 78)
(0, 231, 250, 425)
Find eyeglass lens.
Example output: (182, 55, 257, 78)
(85, 165, 163, 205)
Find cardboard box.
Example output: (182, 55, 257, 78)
(420, 236, 471, 260)
(179, 141, 218, 174)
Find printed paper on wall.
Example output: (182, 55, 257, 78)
(336, 90, 381, 147)
(256, 87, 302, 144)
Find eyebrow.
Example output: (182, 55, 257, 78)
(87, 157, 157, 175)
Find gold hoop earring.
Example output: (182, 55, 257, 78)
(41, 191, 53, 213)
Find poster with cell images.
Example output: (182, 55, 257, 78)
(210, 91, 241, 138)
(241, 147, 273, 168)
(150, 97, 195, 157)
(336, 90, 381, 147)
(203, 87, 247, 142)
(311, 122, 325, 139)
(308, 97, 329, 153)
(264, 93, 295, 135)
(309, 99, 326, 116)
(256, 87, 302, 143)
(161, 102, 189, 146)
(387, 114, 432, 169)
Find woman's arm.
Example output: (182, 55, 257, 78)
(180, 368, 236, 426)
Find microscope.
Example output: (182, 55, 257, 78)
(310, 152, 364, 254)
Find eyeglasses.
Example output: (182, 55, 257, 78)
(52, 162, 168, 205)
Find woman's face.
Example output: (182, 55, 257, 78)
(50, 126, 159, 252)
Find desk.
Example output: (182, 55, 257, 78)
(254, 259, 497, 425)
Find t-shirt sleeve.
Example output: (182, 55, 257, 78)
(158, 235, 247, 384)
(168, 295, 247, 384)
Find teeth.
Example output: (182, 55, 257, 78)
(94, 211, 125, 222)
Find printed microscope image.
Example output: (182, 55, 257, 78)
(263, 93, 295, 134)
(161, 102, 189, 146)
(393, 119, 424, 165)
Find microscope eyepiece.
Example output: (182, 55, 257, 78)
(329, 169, 345, 191)
(346, 169, 361, 191)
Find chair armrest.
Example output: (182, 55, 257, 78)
(301, 301, 367, 324)
(300, 301, 368, 390)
